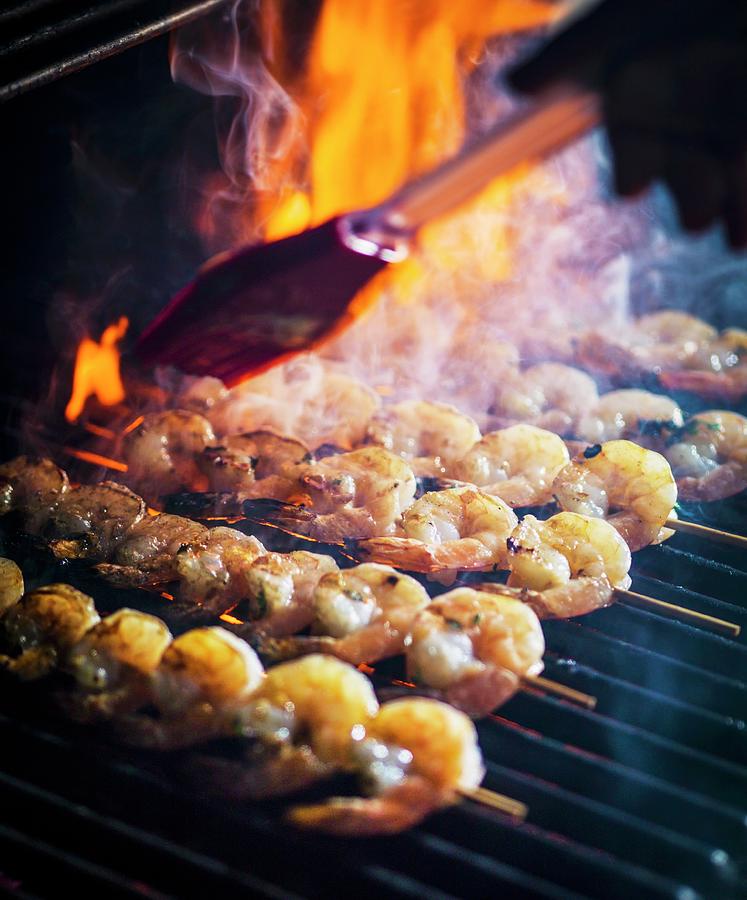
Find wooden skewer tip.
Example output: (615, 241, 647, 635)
(615, 588, 741, 638)
(666, 517, 747, 551)
(460, 786, 528, 821)
(522, 674, 597, 710)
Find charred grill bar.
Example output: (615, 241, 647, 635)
(0, 0, 229, 101)
(2, 3, 747, 899)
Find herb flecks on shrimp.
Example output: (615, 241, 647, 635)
(664, 411, 747, 501)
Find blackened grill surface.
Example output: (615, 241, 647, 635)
(1, 524, 746, 900)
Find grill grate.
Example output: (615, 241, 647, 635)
(1, 527, 745, 899)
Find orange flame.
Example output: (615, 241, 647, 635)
(261, 0, 562, 240)
(65, 317, 129, 422)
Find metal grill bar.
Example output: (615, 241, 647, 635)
(542, 658, 747, 765)
(0, 0, 230, 101)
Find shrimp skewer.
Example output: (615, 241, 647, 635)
(0, 575, 520, 830)
(406, 588, 544, 717)
(355, 486, 518, 576)
(254, 563, 430, 665)
(289, 697, 486, 835)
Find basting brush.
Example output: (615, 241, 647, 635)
(136, 87, 600, 383)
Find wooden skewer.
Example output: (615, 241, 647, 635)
(522, 675, 597, 710)
(666, 517, 747, 551)
(614, 588, 741, 638)
(458, 786, 528, 820)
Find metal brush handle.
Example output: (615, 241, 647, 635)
(340, 86, 600, 261)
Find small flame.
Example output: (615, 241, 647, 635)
(65, 317, 129, 422)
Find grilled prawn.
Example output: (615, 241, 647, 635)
(64, 608, 172, 721)
(0, 558, 24, 614)
(450, 424, 569, 507)
(0, 583, 100, 680)
(664, 411, 747, 501)
(576, 390, 684, 444)
(255, 563, 430, 665)
(198, 430, 311, 498)
(0, 456, 69, 533)
(189, 654, 380, 801)
(355, 486, 517, 576)
(364, 400, 481, 476)
(245, 447, 417, 542)
(406, 587, 544, 717)
(236, 550, 339, 637)
(506, 512, 631, 618)
(552, 440, 677, 551)
(120, 626, 264, 749)
(491, 363, 599, 437)
(289, 697, 484, 835)
(124, 409, 215, 499)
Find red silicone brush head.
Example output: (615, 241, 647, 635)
(136, 218, 386, 385)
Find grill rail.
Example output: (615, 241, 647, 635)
(0, 0, 229, 101)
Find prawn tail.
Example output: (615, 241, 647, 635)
(94, 563, 169, 589)
(162, 491, 246, 519)
(444, 667, 520, 718)
(351, 538, 439, 573)
(247, 634, 338, 663)
(288, 777, 450, 836)
(185, 745, 332, 800)
(242, 498, 318, 537)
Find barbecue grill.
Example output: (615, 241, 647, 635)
(2, 2, 746, 898)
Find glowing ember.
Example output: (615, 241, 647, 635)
(65, 317, 129, 422)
